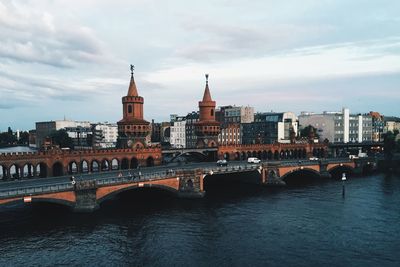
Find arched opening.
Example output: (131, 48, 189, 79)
(280, 151, 285, 160)
(36, 163, 47, 178)
(302, 149, 307, 159)
(101, 159, 110, 171)
(128, 105, 132, 113)
(274, 151, 279, 160)
(9, 164, 20, 179)
(224, 153, 230, 160)
(252, 151, 257, 157)
(282, 169, 322, 186)
(68, 161, 78, 174)
(267, 150, 273, 160)
(91, 160, 99, 172)
(262, 150, 267, 160)
(290, 150, 295, 159)
(329, 165, 354, 180)
(81, 160, 89, 173)
(121, 158, 129, 170)
(111, 159, 119, 170)
(247, 151, 252, 158)
(130, 157, 138, 169)
(257, 151, 262, 159)
(187, 179, 193, 189)
(313, 148, 318, 157)
(294, 149, 299, 159)
(235, 152, 240, 160)
(22, 163, 34, 178)
(52, 162, 64, 177)
(241, 152, 246, 160)
(0, 165, 5, 180)
(146, 156, 154, 167)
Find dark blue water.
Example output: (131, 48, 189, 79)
(0, 173, 399, 267)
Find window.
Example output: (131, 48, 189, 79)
(128, 105, 132, 113)
(211, 109, 214, 116)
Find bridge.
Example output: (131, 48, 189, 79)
(0, 157, 376, 212)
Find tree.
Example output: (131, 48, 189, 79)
(300, 125, 319, 139)
(18, 131, 30, 145)
(0, 128, 17, 147)
(49, 129, 74, 149)
(383, 131, 396, 161)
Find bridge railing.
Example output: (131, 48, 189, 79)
(203, 164, 259, 174)
(0, 182, 73, 199)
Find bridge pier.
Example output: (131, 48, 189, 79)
(261, 164, 286, 186)
(73, 180, 99, 212)
(176, 169, 205, 198)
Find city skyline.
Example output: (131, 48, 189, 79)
(1, 0, 400, 131)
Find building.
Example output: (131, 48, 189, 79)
(35, 119, 91, 148)
(299, 108, 373, 143)
(194, 74, 220, 148)
(185, 111, 199, 148)
(369, 112, 384, 142)
(92, 122, 118, 148)
(242, 112, 298, 144)
(384, 116, 400, 133)
(170, 115, 186, 148)
(218, 123, 241, 145)
(150, 120, 162, 143)
(217, 105, 254, 124)
(117, 66, 151, 148)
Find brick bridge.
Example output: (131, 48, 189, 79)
(0, 158, 375, 212)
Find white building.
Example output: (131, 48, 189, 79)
(299, 108, 372, 143)
(170, 116, 187, 148)
(93, 122, 118, 148)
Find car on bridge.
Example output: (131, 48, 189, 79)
(309, 157, 319, 161)
(217, 159, 228, 166)
(247, 157, 261, 164)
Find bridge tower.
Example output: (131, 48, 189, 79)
(117, 65, 150, 148)
(194, 74, 220, 148)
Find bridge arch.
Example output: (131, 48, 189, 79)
(36, 162, 48, 178)
(68, 161, 78, 175)
(146, 156, 154, 167)
(280, 168, 322, 185)
(9, 164, 20, 179)
(0, 165, 6, 180)
(22, 163, 34, 178)
(131, 157, 139, 168)
(111, 158, 119, 170)
(101, 159, 110, 171)
(52, 162, 64, 177)
(328, 165, 354, 179)
(97, 184, 179, 206)
(91, 160, 99, 172)
(81, 160, 89, 173)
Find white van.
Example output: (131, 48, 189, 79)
(247, 157, 261, 164)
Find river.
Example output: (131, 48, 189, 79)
(0, 173, 399, 266)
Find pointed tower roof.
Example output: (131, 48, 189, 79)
(202, 74, 212, 102)
(127, 64, 139, 97)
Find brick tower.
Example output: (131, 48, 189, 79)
(117, 65, 150, 148)
(194, 74, 220, 148)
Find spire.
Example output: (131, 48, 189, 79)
(202, 73, 212, 102)
(127, 64, 139, 96)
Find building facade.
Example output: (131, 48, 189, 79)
(242, 112, 298, 144)
(92, 123, 118, 148)
(299, 108, 373, 143)
(170, 116, 187, 148)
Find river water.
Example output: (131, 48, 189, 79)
(0, 173, 399, 267)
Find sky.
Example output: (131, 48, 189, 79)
(0, 0, 399, 131)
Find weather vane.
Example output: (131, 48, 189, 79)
(130, 64, 135, 76)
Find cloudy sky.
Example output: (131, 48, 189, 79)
(1, 0, 399, 131)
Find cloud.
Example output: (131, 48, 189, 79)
(0, 1, 106, 68)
